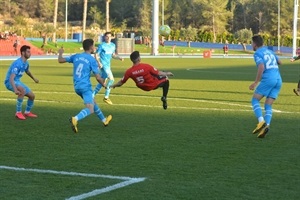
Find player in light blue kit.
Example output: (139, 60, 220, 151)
(93, 32, 123, 105)
(58, 39, 112, 133)
(249, 35, 282, 138)
(4, 45, 39, 120)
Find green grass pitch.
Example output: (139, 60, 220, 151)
(0, 57, 299, 199)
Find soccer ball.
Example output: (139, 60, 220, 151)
(159, 25, 171, 37)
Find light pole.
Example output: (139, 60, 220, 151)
(277, 0, 280, 52)
(162, 0, 164, 26)
(152, 0, 159, 55)
(292, 0, 299, 57)
(65, 0, 68, 42)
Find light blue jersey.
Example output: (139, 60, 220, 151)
(66, 52, 100, 90)
(253, 47, 281, 80)
(4, 57, 29, 83)
(96, 42, 116, 68)
(253, 47, 282, 99)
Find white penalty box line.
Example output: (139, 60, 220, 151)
(0, 165, 146, 200)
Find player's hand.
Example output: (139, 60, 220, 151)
(58, 48, 64, 54)
(249, 82, 257, 90)
(34, 78, 39, 83)
(167, 72, 174, 76)
(14, 89, 20, 95)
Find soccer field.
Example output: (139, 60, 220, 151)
(0, 57, 299, 199)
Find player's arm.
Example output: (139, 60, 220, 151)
(112, 53, 124, 61)
(58, 48, 67, 63)
(249, 63, 264, 90)
(9, 73, 20, 95)
(110, 79, 124, 88)
(158, 71, 174, 76)
(26, 69, 39, 83)
(95, 74, 106, 88)
(94, 53, 103, 68)
(290, 55, 300, 62)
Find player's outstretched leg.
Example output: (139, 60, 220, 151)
(161, 80, 169, 110)
(94, 103, 112, 126)
(294, 80, 300, 96)
(69, 117, 78, 133)
(93, 83, 103, 97)
(251, 98, 266, 134)
(103, 79, 114, 105)
(69, 107, 92, 133)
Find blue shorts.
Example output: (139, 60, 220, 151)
(255, 78, 282, 99)
(75, 88, 94, 104)
(101, 67, 114, 80)
(4, 80, 31, 95)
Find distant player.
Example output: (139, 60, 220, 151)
(93, 32, 124, 105)
(111, 51, 174, 109)
(58, 39, 112, 133)
(4, 45, 39, 120)
(249, 35, 282, 138)
(290, 55, 300, 96)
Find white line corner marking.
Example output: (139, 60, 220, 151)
(0, 165, 146, 200)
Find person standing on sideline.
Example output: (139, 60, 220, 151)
(58, 39, 112, 133)
(93, 32, 124, 105)
(4, 45, 39, 120)
(111, 51, 173, 110)
(290, 55, 300, 96)
(249, 35, 282, 138)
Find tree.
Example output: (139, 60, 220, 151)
(33, 22, 55, 45)
(201, 0, 232, 42)
(88, 5, 103, 25)
(234, 28, 252, 50)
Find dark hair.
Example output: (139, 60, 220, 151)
(82, 39, 94, 51)
(20, 45, 30, 54)
(130, 51, 140, 63)
(104, 32, 111, 36)
(252, 35, 263, 47)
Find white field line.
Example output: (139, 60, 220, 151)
(66, 178, 145, 200)
(0, 89, 298, 113)
(0, 165, 146, 200)
(0, 97, 297, 114)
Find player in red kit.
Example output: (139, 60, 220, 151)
(111, 51, 174, 109)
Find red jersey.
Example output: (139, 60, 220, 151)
(121, 63, 166, 91)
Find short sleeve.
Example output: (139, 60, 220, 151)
(149, 65, 159, 76)
(91, 58, 100, 75)
(96, 44, 102, 54)
(65, 54, 75, 63)
(253, 53, 264, 66)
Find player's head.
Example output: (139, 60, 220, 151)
(104, 32, 112, 43)
(252, 35, 263, 51)
(130, 51, 141, 64)
(20, 45, 31, 59)
(82, 39, 95, 53)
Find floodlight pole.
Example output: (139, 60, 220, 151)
(277, 0, 280, 52)
(292, 0, 299, 57)
(65, 0, 68, 42)
(162, 0, 164, 26)
(152, 0, 159, 56)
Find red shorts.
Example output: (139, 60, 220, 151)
(138, 78, 167, 91)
